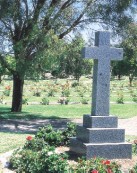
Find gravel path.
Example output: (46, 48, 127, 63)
(0, 116, 137, 136)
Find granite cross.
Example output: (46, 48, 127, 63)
(82, 31, 123, 116)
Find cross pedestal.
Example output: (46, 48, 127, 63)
(70, 31, 132, 159)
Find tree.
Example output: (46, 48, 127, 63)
(112, 24, 137, 86)
(52, 36, 91, 80)
(0, 0, 133, 112)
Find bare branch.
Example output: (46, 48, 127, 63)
(1, 20, 14, 38)
(49, 0, 59, 8)
(58, 1, 93, 39)
(33, 0, 46, 23)
(22, 0, 29, 20)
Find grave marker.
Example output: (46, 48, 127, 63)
(70, 31, 132, 159)
(83, 31, 123, 116)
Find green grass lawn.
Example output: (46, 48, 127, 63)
(0, 132, 33, 154)
(0, 103, 137, 119)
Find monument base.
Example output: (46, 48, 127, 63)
(70, 138, 132, 159)
(70, 115, 132, 159)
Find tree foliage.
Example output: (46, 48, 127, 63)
(112, 24, 137, 85)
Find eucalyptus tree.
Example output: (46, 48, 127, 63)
(0, 0, 132, 112)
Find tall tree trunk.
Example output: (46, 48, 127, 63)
(118, 74, 121, 80)
(129, 74, 133, 87)
(11, 74, 24, 112)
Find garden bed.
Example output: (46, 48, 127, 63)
(0, 147, 137, 173)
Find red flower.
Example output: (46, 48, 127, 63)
(107, 168, 113, 173)
(5, 86, 11, 90)
(91, 170, 99, 173)
(26, 136, 33, 141)
(101, 160, 111, 165)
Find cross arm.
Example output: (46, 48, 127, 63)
(82, 47, 100, 59)
(110, 48, 123, 60)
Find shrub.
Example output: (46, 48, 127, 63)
(47, 86, 57, 97)
(78, 89, 85, 97)
(41, 97, 49, 105)
(33, 89, 41, 97)
(70, 157, 122, 173)
(3, 85, 11, 96)
(35, 124, 64, 147)
(22, 97, 28, 105)
(10, 147, 68, 173)
(9, 124, 123, 173)
(23, 136, 49, 151)
(71, 81, 79, 87)
(116, 92, 124, 104)
(61, 89, 70, 97)
(77, 86, 87, 97)
(58, 97, 69, 105)
(81, 97, 89, 104)
(35, 123, 76, 147)
(62, 122, 76, 146)
(132, 93, 137, 103)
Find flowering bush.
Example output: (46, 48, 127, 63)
(41, 97, 49, 105)
(61, 89, 70, 97)
(3, 85, 11, 96)
(35, 123, 76, 147)
(22, 97, 28, 104)
(33, 88, 41, 97)
(24, 137, 49, 151)
(35, 124, 64, 147)
(62, 122, 76, 146)
(58, 97, 69, 105)
(26, 135, 33, 141)
(69, 157, 122, 173)
(47, 85, 57, 96)
(116, 91, 124, 104)
(132, 93, 137, 103)
(81, 97, 89, 104)
(9, 124, 123, 173)
(10, 146, 68, 173)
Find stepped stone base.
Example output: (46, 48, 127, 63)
(70, 115, 132, 159)
(83, 114, 118, 128)
(70, 138, 132, 159)
(76, 126, 125, 143)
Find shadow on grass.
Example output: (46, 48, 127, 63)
(0, 118, 73, 134)
(0, 107, 74, 134)
(0, 106, 62, 120)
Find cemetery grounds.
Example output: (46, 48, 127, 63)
(0, 76, 137, 172)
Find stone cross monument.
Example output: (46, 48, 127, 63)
(83, 31, 123, 116)
(70, 31, 132, 159)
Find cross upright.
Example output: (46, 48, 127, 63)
(83, 31, 123, 116)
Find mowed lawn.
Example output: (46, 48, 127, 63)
(0, 132, 33, 154)
(0, 103, 137, 119)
